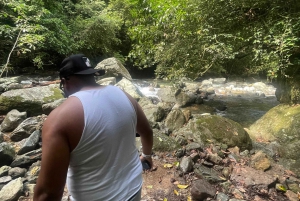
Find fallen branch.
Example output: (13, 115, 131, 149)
(0, 29, 22, 77)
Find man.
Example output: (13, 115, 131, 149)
(33, 54, 153, 201)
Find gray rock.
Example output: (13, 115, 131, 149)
(42, 98, 66, 115)
(17, 130, 41, 155)
(207, 153, 222, 164)
(187, 115, 252, 151)
(175, 90, 196, 107)
(213, 78, 226, 85)
(0, 85, 63, 116)
(0, 142, 15, 166)
(0, 176, 12, 185)
(156, 87, 178, 103)
(250, 150, 271, 171)
(0, 166, 11, 177)
(115, 78, 144, 100)
(10, 117, 41, 142)
(96, 77, 116, 86)
(11, 148, 41, 168)
(152, 130, 181, 152)
(230, 166, 277, 189)
(180, 156, 193, 173)
(25, 161, 41, 184)
(184, 82, 200, 93)
(194, 164, 226, 184)
(185, 142, 203, 152)
(217, 192, 230, 201)
(0, 178, 23, 201)
(8, 167, 26, 179)
(141, 104, 165, 125)
(0, 110, 27, 132)
(0, 176, 12, 190)
(164, 109, 186, 131)
(191, 179, 216, 201)
(95, 57, 132, 81)
(23, 183, 35, 197)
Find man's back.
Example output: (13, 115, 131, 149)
(67, 85, 142, 200)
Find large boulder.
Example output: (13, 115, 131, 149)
(164, 109, 187, 132)
(0, 109, 27, 132)
(42, 98, 66, 115)
(0, 85, 63, 116)
(248, 104, 300, 176)
(139, 97, 166, 125)
(156, 87, 178, 103)
(115, 78, 144, 100)
(185, 115, 252, 151)
(95, 57, 132, 81)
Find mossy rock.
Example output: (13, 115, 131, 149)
(0, 85, 63, 116)
(152, 130, 181, 152)
(249, 104, 300, 160)
(188, 115, 252, 151)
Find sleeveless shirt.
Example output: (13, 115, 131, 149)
(67, 85, 142, 200)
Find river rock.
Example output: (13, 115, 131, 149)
(8, 167, 26, 179)
(191, 179, 216, 200)
(42, 98, 66, 115)
(152, 130, 181, 152)
(140, 103, 165, 126)
(248, 104, 300, 176)
(213, 78, 226, 85)
(156, 87, 178, 103)
(95, 57, 132, 81)
(0, 110, 27, 132)
(96, 77, 116, 86)
(17, 130, 40, 155)
(0, 177, 23, 201)
(11, 148, 41, 168)
(194, 164, 226, 183)
(230, 166, 277, 189)
(250, 151, 271, 171)
(25, 161, 41, 184)
(164, 109, 186, 131)
(0, 85, 63, 116)
(0, 176, 12, 190)
(175, 90, 196, 107)
(184, 82, 200, 93)
(0, 166, 11, 177)
(9, 116, 42, 142)
(115, 78, 144, 100)
(0, 142, 15, 166)
(180, 156, 193, 173)
(186, 115, 252, 151)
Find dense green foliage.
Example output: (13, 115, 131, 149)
(0, 0, 299, 80)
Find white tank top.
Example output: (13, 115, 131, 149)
(67, 85, 142, 201)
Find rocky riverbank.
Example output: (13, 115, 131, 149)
(0, 58, 299, 201)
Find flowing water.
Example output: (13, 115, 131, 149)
(133, 79, 279, 128)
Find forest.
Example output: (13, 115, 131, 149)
(0, 0, 299, 81)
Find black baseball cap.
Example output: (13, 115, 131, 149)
(59, 54, 105, 78)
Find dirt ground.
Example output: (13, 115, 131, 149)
(141, 153, 192, 201)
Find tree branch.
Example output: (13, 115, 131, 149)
(0, 29, 22, 78)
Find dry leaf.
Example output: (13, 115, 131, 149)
(163, 198, 167, 201)
(177, 184, 189, 189)
(163, 164, 173, 168)
(187, 196, 192, 201)
(173, 161, 180, 167)
(147, 185, 153, 189)
(174, 189, 179, 196)
(158, 137, 163, 141)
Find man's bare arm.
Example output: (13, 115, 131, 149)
(34, 98, 83, 201)
(125, 93, 153, 165)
